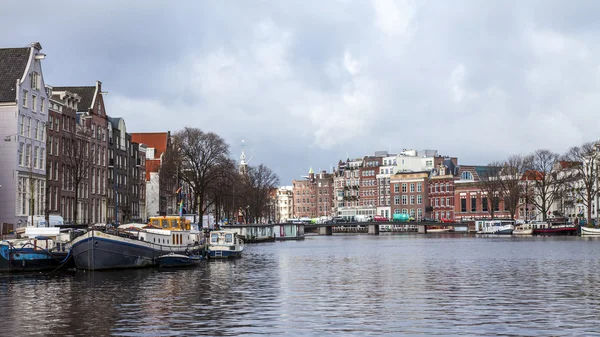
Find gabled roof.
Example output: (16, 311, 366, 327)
(559, 161, 581, 169)
(131, 132, 169, 158)
(52, 86, 96, 112)
(0, 47, 30, 102)
(521, 170, 544, 181)
(145, 159, 161, 181)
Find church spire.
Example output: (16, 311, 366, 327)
(239, 140, 248, 175)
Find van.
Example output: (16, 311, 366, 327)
(26, 215, 65, 227)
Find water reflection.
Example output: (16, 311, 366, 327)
(1, 236, 600, 336)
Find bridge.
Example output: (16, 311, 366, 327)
(309, 221, 468, 235)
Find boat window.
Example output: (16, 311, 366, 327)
(170, 219, 178, 229)
(211, 233, 219, 243)
(153, 238, 155, 243)
(225, 233, 233, 243)
(151, 219, 160, 227)
(161, 219, 168, 228)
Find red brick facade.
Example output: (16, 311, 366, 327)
(292, 170, 334, 218)
(390, 171, 429, 220)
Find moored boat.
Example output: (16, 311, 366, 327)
(531, 221, 578, 235)
(513, 223, 533, 235)
(0, 227, 75, 272)
(157, 253, 204, 268)
(477, 220, 515, 235)
(207, 230, 244, 259)
(71, 216, 204, 271)
(427, 226, 452, 233)
(580, 226, 600, 236)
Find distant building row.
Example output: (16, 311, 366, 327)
(273, 149, 599, 223)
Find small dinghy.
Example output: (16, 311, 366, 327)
(157, 253, 204, 268)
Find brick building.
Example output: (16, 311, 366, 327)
(359, 156, 381, 217)
(53, 81, 109, 224)
(390, 171, 429, 220)
(46, 87, 80, 222)
(453, 165, 511, 221)
(429, 162, 457, 221)
(292, 168, 334, 219)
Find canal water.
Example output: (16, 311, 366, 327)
(2, 234, 600, 336)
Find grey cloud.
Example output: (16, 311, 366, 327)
(3, 0, 600, 183)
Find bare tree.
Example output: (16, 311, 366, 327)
(479, 162, 503, 219)
(159, 142, 179, 216)
(524, 149, 562, 220)
(173, 127, 230, 226)
(205, 158, 239, 224)
(63, 131, 93, 224)
(563, 142, 599, 224)
(500, 155, 526, 220)
(241, 164, 280, 223)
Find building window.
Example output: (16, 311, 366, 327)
(402, 209, 408, 214)
(471, 196, 477, 212)
(32, 95, 37, 112)
(441, 184, 445, 192)
(394, 184, 399, 193)
(410, 183, 415, 192)
(394, 196, 400, 205)
(417, 208, 423, 219)
(40, 97, 45, 113)
(461, 198, 467, 212)
(22, 90, 28, 107)
(402, 183, 407, 193)
(417, 183, 422, 192)
(20, 115, 25, 135)
(435, 198, 439, 207)
(40, 148, 44, 170)
(482, 197, 488, 212)
(18, 143, 24, 166)
(33, 146, 39, 169)
(25, 144, 31, 167)
(31, 72, 39, 90)
(27, 117, 31, 137)
(34, 120, 39, 140)
(417, 195, 422, 204)
(446, 197, 450, 207)
(410, 195, 415, 204)
(402, 195, 407, 205)
(461, 172, 473, 180)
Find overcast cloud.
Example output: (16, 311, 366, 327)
(3, 0, 600, 183)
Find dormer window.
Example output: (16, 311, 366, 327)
(97, 101, 102, 115)
(461, 171, 473, 180)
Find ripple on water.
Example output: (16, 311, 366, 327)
(2, 236, 600, 336)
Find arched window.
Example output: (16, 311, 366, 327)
(461, 171, 473, 180)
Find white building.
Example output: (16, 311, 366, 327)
(394, 149, 438, 173)
(0, 42, 49, 228)
(275, 186, 294, 222)
(376, 155, 397, 220)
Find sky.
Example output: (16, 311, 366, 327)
(3, 0, 600, 184)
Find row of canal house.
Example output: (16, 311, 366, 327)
(0, 42, 177, 229)
(291, 149, 516, 222)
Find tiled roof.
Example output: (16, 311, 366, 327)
(52, 86, 96, 112)
(559, 161, 581, 169)
(522, 170, 544, 181)
(0, 47, 30, 102)
(145, 159, 161, 181)
(131, 132, 168, 157)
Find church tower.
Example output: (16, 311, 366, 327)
(239, 140, 248, 175)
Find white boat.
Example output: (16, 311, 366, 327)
(477, 220, 515, 234)
(207, 231, 244, 259)
(427, 227, 452, 233)
(581, 226, 600, 236)
(513, 224, 533, 235)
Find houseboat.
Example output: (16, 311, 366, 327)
(0, 226, 74, 272)
(207, 230, 244, 259)
(477, 220, 515, 235)
(220, 224, 275, 243)
(70, 216, 204, 271)
(273, 222, 305, 240)
(532, 221, 578, 235)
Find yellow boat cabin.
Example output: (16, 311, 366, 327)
(148, 216, 191, 231)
